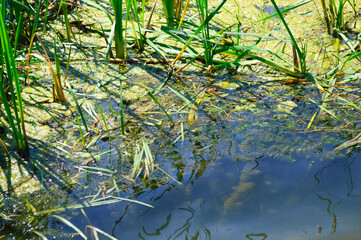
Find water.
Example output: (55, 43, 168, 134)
(3, 70, 360, 239)
(57, 116, 361, 240)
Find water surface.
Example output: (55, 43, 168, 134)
(61, 115, 361, 240)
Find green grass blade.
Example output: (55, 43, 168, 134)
(161, 26, 202, 54)
(30, 96, 65, 134)
(341, 51, 361, 70)
(309, 98, 338, 119)
(172, 0, 227, 65)
(61, 0, 72, 42)
(68, 83, 89, 132)
(30, 0, 43, 39)
(258, 0, 313, 22)
(105, 22, 116, 63)
(82, 0, 113, 23)
(13, 13, 23, 55)
(76, 116, 86, 147)
(336, 96, 361, 111)
(97, 104, 111, 141)
(269, 0, 305, 73)
(145, 37, 168, 62)
(147, 92, 174, 124)
(0, 62, 21, 148)
(86, 226, 118, 240)
(167, 85, 192, 105)
(52, 215, 87, 239)
(0, 9, 28, 154)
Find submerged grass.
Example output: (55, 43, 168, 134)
(130, 139, 155, 180)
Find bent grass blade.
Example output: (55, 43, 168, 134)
(86, 225, 118, 240)
(51, 215, 87, 239)
(269, 0, 308, 75)
(148, 91, 174, 125)
(97, 104, 111, 141)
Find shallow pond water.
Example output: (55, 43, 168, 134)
(2, 0, 361, 237)
(50, 106, 361, 240)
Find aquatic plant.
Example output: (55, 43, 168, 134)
(170, 0, 227, 67)
(268, 0, 308, 76)
(196, 0, 214, 66)
(131, 139, 155, 180)
(1, 0, 361, 238)
(27, 37, 67, 102)
(162, 0, 182, 28)
(126, 0, 146, 51)
(320, 0, 352, 36)
(0, 9, 29, 157)
(110, 0, 126, 58)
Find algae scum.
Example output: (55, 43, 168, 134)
(1, 0, 361, 239)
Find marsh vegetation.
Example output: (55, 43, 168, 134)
(1, 0, 361, 239)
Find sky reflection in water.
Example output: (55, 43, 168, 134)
(79, 119, 361, 240)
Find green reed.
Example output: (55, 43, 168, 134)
(170, 0, 227, 67)
(320, 0, 350, 36)
(213, 0, 310, 78)
(110, 0, 126, 58)
(269, 0, 308, 75)
(126, 0, 146, 51)
(0, 9, 29, 157)
(196, 0, 213, 66)
(68, 84, 89, 133)
(162, 0, 182, 28)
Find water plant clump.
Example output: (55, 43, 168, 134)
(1, 0, 361, 238)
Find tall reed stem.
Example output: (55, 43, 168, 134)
(0, 10, 29, 156)
(111, 0, 126, 58)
